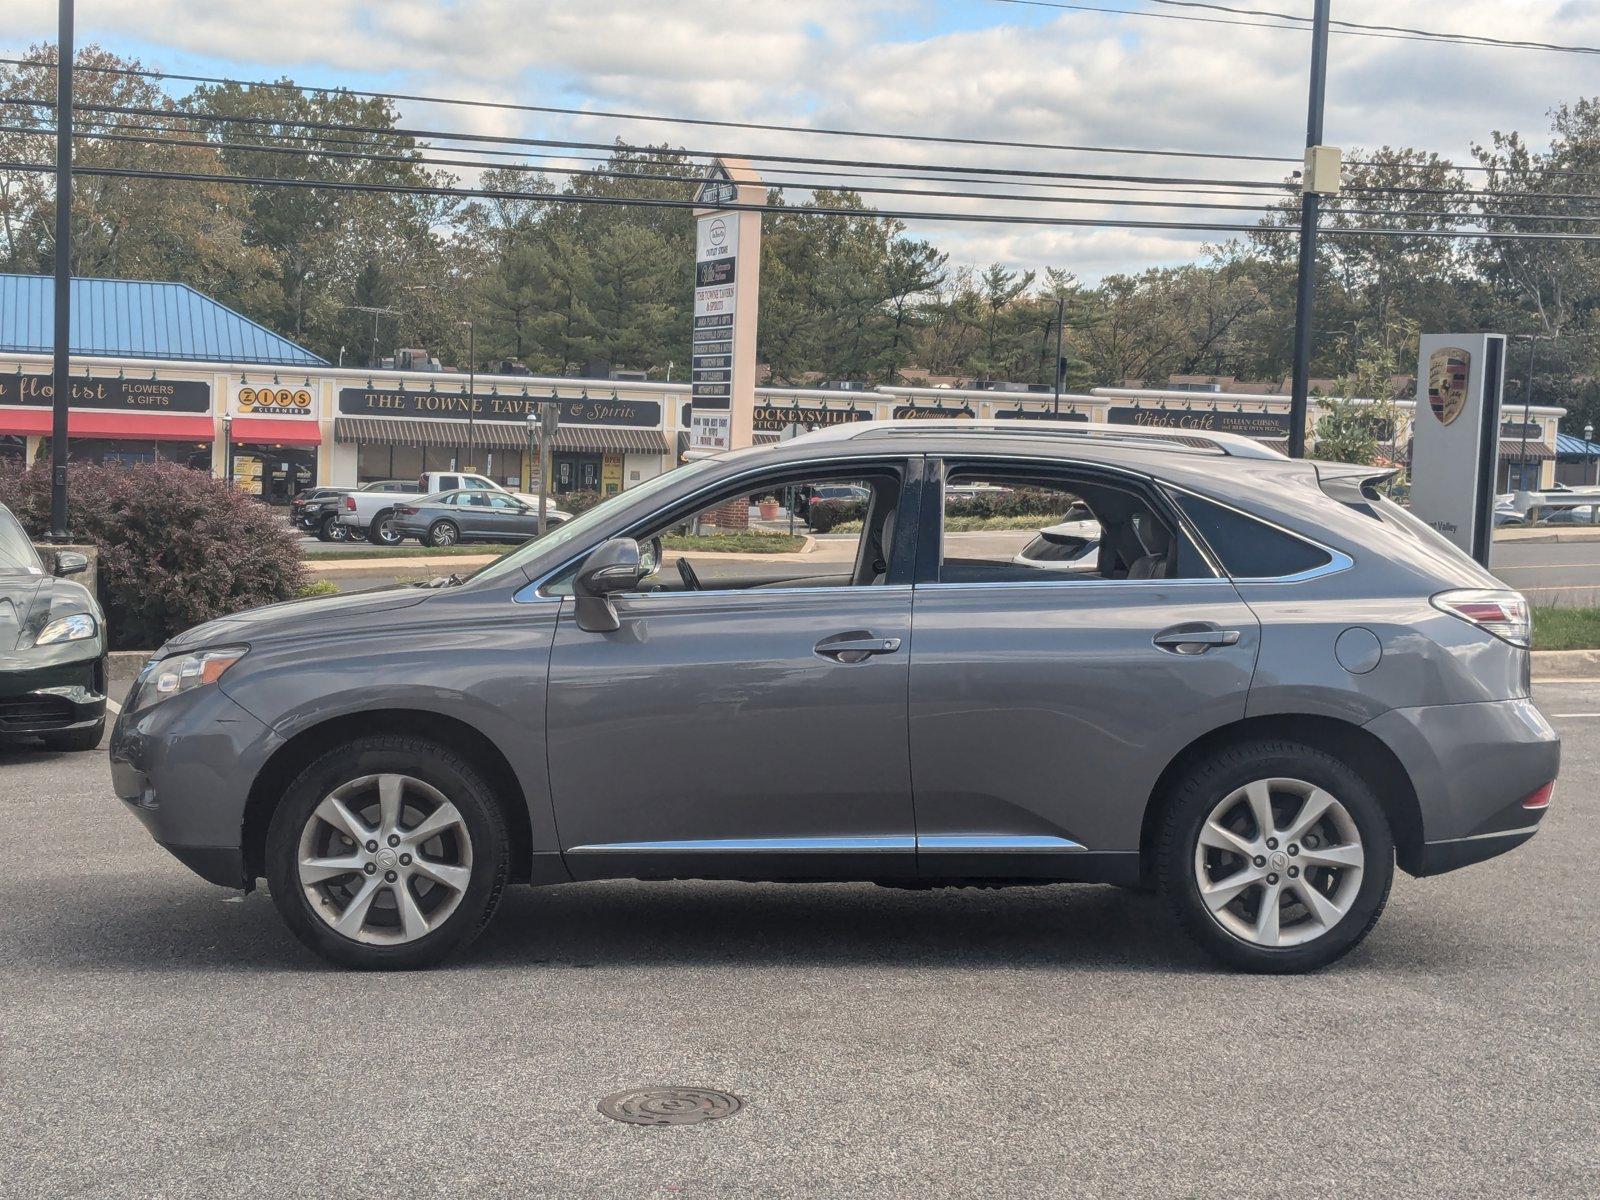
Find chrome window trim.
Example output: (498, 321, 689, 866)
(913, 578, 1248, 593)
(1160, 480, 1355, 585)
(523, 451, 921, 601)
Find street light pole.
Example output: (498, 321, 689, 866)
(1287, 0, 1332, 459)
(48, 0, 74, 540)
(1586, 422, 1595, 495)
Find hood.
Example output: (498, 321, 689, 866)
(161, 584, 431, 655)
(0, 570, 51, 653)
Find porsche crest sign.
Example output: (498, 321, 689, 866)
(1426, 347, 1471, 427)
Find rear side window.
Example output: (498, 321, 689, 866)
(1173, 493, 1332, 579)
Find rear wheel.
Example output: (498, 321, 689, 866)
(428, 519, 460, 548)
(1157, 741, 1393, 973)
(367, 510, 403, 545)
(265, 736, 509, 969)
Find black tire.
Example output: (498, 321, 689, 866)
(265, 735, 510, 970)
(367, 510, 402, 545)
(42, 717, 105, 752)
(1156, 739, 1394, 974)
(315, 514, 339, 543)
(428, 519, 460, 548)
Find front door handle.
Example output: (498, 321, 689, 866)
(1153, 624, 1242, 655)
(814, 631, 903, 663)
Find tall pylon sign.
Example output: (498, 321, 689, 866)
(690, 158, 763, 453)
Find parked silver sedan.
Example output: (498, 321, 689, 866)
(391, 490, 572, 547)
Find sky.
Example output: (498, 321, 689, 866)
(9, 0, 1600, 282)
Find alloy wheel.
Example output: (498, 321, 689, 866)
(430, 522, 458, 547)
(1192, 776, 1364, 949)
(296, 773, 474, 945)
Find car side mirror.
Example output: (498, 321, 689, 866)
(573, 537, 643, 632)
(639, 536, 663, 577)
(54, 551, 88, 577)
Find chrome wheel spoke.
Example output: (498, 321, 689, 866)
(1244, 779, 1277, 840)
(377, 774, 406, 835)
(1200, 819, 1257, 858)
(392, 881, 430, 939)
(1201, 867, 1263, 912)
(403, 800, 465, 846)
(332, 878, 381, 938)
(411, 857, 471, 893)
(1282, 788, 1337, 845)
(316, 795, 371, 843)
(1300, 842, 1362, 870)
(299, 854, 365, 884)
(1253, 883, 1283, 946)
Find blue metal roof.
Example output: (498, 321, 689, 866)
(0, 273, 327, 366)
(1556, 432, 1600, 459)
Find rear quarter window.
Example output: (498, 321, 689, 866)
(1173, 492, 1332, 579)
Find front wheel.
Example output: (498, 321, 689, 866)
(265, 736, 510, 969)
(1156, 740, 1394, 973)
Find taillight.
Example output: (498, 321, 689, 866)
(1431, 589, 1531, 648)
(343, 495, 355, 510)
(395, 505, 415, 516)
(1522, 780, 1556, 810)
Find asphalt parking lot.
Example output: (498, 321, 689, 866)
(2, 684, 1597, 1199)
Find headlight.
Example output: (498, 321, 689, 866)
(133, 646, 248, 712)
(36, 613, 97, 645)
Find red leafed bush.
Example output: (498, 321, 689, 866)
(0, 461, 304, 650)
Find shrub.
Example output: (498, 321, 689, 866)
(560, 489, 606, 516)
(806, 499, 866, 533)
(0, 461, 305, 650)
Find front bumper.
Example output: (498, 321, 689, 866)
(110, 681, 281, 889)
(0, 653, 106, 737)
(1364, 696, 1559, 876)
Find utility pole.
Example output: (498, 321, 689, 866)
(48, 0, 74, 540)
(459, 319, 476, 470)
(1520, 335, 1537, 489)
(1287, 0, 1334, 459)
(1051, 295, 1066, 416)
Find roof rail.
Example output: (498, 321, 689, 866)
(791, 418, 1289, 460)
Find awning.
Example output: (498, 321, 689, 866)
(1500, 440, 1555, 462)
(0, 408, 214, 442)
(335, 416, 668, 455)
(230, 417, 322, 447)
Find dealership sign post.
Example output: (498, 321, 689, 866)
(1410, 332, 1507, 565)
(690, 159, 762, 453)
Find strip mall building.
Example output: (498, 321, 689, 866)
(0, 274, 1571, 500)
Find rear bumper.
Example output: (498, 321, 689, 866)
(1364, 697, 1558, 876)
(0, 654, 106, 736)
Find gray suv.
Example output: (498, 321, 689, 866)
(110, 421, 1559, 972)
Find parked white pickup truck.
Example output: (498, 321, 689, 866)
(337, 472, 505, 545)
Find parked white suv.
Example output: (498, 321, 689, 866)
(338, 473, 503, 545)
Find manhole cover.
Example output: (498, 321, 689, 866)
(598, 1087, 745, 1126)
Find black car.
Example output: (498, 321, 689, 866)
(0, 504, 107, 751)
(292, 487, 354, 542)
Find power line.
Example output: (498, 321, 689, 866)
(13, 96, 1303, 192)
(9, 157, 1600, 241)
(995, 0, 1600, 55)
(0, 54, 1300, 167)
(21, 123, 1600, 226)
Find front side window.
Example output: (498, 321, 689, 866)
(935, 466, 1210, 584)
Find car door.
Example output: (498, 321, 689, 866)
(544, 458, 922, 881)
(908, 457, 1261, 881)
(475, 492, 526, 541)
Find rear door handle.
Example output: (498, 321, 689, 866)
(814, 631, 903, 663)
(1153, 625, 1242, 655)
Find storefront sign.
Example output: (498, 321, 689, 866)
(690, 160, 762, 451)
(753, 405, 871, 432)
(1500, 420, 1541, 442)
(993, 408, 1090, 422)
(235, 384, 315, 416)
(0, 373, 209, 412)
(337, 387, 659, 429)
(1105, 405, 1290, 438)
(893, 405, 974, 420)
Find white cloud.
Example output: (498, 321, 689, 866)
(8, 0, 1600, 279)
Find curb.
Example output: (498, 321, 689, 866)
(1496, 527, 1600, 545)
(1532, 649, 1600, 682)
(107, 650, 148, 683)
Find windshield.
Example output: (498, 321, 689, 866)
(0, 506, 44, 573)
(469, 458, 723, 585)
